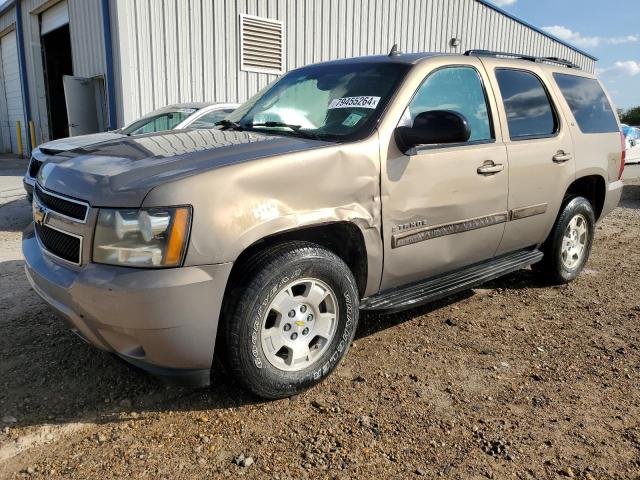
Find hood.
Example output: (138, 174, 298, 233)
(37, 128, 330, 207)
(38, 132, 126, 153)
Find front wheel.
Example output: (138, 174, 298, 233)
(537, 197, 595, 284)
(223, 242, 359, 399)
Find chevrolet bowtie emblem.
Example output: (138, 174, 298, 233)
(294, 321, 305, 327)
(33, 202, 47, 226)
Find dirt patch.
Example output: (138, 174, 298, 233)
(1, 187, 640, 479)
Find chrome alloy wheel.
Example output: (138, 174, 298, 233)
(260, 278, 339, 371)
(561, 213, 588, 269)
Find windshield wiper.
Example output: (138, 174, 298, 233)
(214, 119, 244, 131)
(247, 121, 322, 141)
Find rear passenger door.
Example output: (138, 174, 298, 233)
(552, 73, 623, 183)
(482, 61, 576, 255)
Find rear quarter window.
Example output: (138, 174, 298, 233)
(553, 73, 619, 134)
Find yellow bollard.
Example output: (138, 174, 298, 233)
(16, 121, 23, 157)
(29, 121, 36, 150)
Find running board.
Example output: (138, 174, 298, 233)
(361, 249, 543, 313)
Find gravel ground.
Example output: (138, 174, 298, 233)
(1, 183, 639, 479)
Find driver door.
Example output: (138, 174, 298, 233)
(380, 62, 509, 289)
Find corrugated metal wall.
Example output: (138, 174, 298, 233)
(0, 6, 18, 152)
(12, 0, 106, 144)
(68, 0, 105, 77)
(0, 30, 26, 153)
(113, 0, 596, 124)
(0, 0, 597, 142)
(21, 0, 54, 143)
(0, 5, 15, 32)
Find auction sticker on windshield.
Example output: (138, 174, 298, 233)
(329, 96, 381, 109)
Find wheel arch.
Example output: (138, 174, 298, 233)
(564, 174, 606, 221)
(226, 221, 378, 300)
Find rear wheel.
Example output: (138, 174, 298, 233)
(536, 197, 595, 284)
(223, 242, 359, 399)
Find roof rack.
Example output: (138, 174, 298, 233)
(464, 49, 581, 69)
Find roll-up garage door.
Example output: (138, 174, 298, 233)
(41, 0, 69, 36)
(0, 30, 25, 154)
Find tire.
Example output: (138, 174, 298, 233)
(536, 196, 595, 284)
(223, 241, 359, 399)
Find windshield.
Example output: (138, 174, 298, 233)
(121, 108, 198, 135)
(226, 62, 411, 141)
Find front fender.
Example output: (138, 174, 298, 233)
(142, 136, 383, 293)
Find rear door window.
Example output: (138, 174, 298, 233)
(553, 73, 619, 134)
(495, 69, 558, 140)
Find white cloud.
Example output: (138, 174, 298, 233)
(597, 61, 640, 77)
(492, 0, 517, 6)
(608, 35, 640, 45)
(543, 25, 639, 48)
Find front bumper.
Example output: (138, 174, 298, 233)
(601, 180, 624, 219)
(22, 225, 233, 385)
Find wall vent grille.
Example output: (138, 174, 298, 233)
(239, 14, 285, 74)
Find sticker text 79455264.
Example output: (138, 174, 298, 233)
(328, 96, 381, 109)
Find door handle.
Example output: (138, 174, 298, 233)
(477, 162, 505, 175)
(553, 151, 573, 163)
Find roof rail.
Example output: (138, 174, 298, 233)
(464, 49, 581, 69)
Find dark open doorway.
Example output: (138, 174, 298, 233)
(41, 24, 73, 140)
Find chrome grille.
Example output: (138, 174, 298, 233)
(32, 185, 90, 265)
(35, 184, 89, 222)
(34, 222, 81, 265)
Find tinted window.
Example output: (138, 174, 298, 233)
(403, 66, 493, 142)
(553, 73, 619, 134)
(495, 69, 557, 139)
(122, 109, 197, 135)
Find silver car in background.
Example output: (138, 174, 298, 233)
(23, 102, 239, 200)
(622, 124, 640, 165)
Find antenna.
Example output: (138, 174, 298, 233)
(388, 44, 401, 57)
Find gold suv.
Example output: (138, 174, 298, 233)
(23, 50, 625, 398)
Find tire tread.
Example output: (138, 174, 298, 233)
(223, 241, 358, 398)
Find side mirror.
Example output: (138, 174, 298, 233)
(631, 138, 637, 147)
(395, 110, 471, 153)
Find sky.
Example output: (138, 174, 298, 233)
(491, 0, 640, 110)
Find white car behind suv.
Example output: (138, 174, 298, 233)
(23, 102, 239, 200)
(623, 124, 640, 165)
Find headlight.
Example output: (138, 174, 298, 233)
(93, 207, 191, 267)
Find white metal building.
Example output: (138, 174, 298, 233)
(0, 0, 597, 154)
